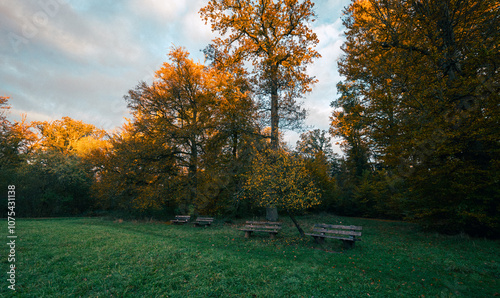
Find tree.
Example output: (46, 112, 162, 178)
(0, 97, 38, 208)
(9, 116, 106, 217)
(126, 47, 218, 211)
(330, 82, 370, 180)
(296, 129, 335, 159)
(338, 0, 500, 236)
(200, 0, 321, 149)
(125, 47, 259, 215)
(296, 129, 339, 211)
(200, 62, 262, 216)
(16, 150, 94, 217)
(0, 96, 9, 169)
(91, 120, 178, 214)
(0, 96, 9, 121)
(243, 148, 321, 235)
(34, 116, 107, 157)
(201, 0, 321, 220)
(0, 97, 37, 167)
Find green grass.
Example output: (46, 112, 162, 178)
(2, 215, 499, 297)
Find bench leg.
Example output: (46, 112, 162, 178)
(245, 231, 252, 238)
(313, 236, 325, 244)
(269, 233, 276, 240)
(342, 240, 355, 249)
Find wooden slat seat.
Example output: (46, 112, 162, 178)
(193, 216, 214, 227)
(305, 223, 362, 249)
(239, 221, 282, 239)
(170, 215, 191, 225)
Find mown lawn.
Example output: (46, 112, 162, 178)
(2, 215, 499, 297)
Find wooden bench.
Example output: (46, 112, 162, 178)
(193, 216, 214, 227)
(239, 221, 282, 239)
(170, 215, 191, 225)
(305, 224, 362, 249)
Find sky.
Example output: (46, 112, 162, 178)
(0, 0, 351, 152)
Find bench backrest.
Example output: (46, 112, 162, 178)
(175, 215, 191, 222)
(313, 224, 362, 238)
(244, 221, 282, 230)
(196, 217, 214, 222)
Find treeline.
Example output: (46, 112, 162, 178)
(0, 94, 335, 220)
(1, 0, 498, 237)
(0, 112, 105, 217)
(330, 0, 499, 237)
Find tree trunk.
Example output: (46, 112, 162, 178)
(232, 132, 238, 159)
(270, 66, 279, 150)
(268, 66, 280, 220)
(286, 209, 305, 237)
(188, 136, 198, 211)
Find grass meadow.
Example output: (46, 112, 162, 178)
(2, 215, 499, 297)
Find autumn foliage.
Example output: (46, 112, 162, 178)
(200, 0, 320, 149)
(334, 0, 499, 236)
(243, 148, 321, 212)
(1, 109, 108, 217)
(1, 1, 498, 237)
(91, 47, 261, 216)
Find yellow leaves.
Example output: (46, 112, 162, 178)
(243, 148, 321, 211)
(0, 95, 10, 119)
(199, 0, 320, 87)
(72, 136, 111, 159)
(34, 116, 106, 156)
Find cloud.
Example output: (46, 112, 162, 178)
(296, 18, 345, 131)
(1, 55, 132, 129)
(311, 19, 345, 82)
(314, 0, 350, 25)
(1, 0, 148, 68)
(0, 0, 164, 129)
(0, 0, 351, 154)
(180, 0, 217, 58)
(128, 0, 187, 24)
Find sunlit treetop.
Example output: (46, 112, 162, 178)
(200, 0, 321, 149)
(200, 0, 320, 78)
(34, 116, 107, 157)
